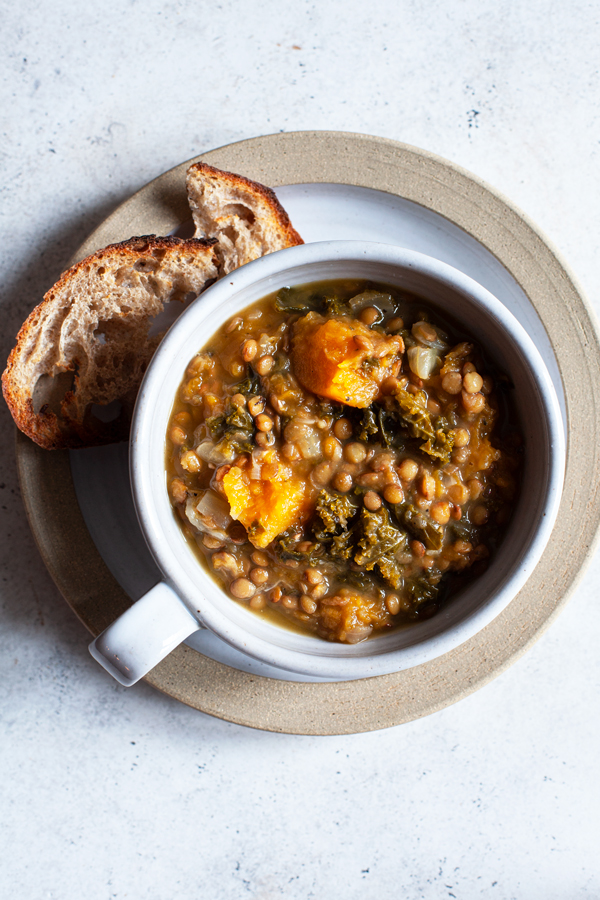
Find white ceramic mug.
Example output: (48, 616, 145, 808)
(89, 242, 565, 685)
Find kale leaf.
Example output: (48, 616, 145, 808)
(394, 387, 454, 464)
(354, 507, 408, 568)
(394, 502, 444, 551)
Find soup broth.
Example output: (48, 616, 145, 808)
(165, 279, 522, 644)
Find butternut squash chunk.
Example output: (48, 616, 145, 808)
(291, 313, 403, 408)
(223, 462, 306, 549)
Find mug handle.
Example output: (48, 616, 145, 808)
(88, 581, 201, 686)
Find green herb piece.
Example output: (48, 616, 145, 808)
(356, 407, 379, 442)
(361, 357, 381, 374)
(394, 387, 454, 464)
(376, 556, 404, 591)
(395, 502, 444, 551)
(321, 295, 350, 315)
(405, 576, 439, 606)
(276, 529, 323, 564)
(314, 490, 359, 536)
(354, 507, 408, 568)
(232, 365, 262, 397)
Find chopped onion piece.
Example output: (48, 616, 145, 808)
(411, 321, 449, 350)
(195, 437, 242, 465)
(185, 490, 232, 540)
(407, 346, 440, 379)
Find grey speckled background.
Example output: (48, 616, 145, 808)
(1, 2, 600, 898)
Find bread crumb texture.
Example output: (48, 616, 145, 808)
(2, 163, 304, 449)
(186, 162, 303, 275)
(2, 236, 218, 449)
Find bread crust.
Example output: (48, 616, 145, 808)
(5, 166, 304, 450)
(186, 162, 303, 274)
(2, 235, 218, 449)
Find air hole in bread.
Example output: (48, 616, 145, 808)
(97, 267, 106, 276)
(151, 248, 167, 260)
(94, 330, 107, 344)
(223, 204, 256, 224)
(222, 225, 239, 243)
(32, 371, 75, 415)
(134, 259, 158, 272)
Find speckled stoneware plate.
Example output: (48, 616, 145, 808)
(16, 131, 600, 734)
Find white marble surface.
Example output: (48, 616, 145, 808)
(1, 1, 599, 897)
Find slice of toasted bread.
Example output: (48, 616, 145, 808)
(2, 235, 218, 449)
(186, 162, 303, 274)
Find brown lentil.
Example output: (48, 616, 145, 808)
(167, 277, 522, 645)
(431, 500, 451, 525)
(170, 425, 187, 445)
(226, 316, 243, 333)
(344, 441, 367, 464)
(282, 441, 301, 461)
(301, 597, 318, 614)
(248, 396, 265, 416)
(333, 417, 353, 440)
(385, 594, 401, 615)
(241, 339, 258, 361)
(180, 450, 202, 473)
(255, 414, 274, 432)
(255, 355, 275, 375)
(420, 472, 436, 500)
(397, 458, 419, 482)
(305, 567, 324, 585)
(248, 565, 268, 584)
(383, 484, 404, 504)
(360, 306, 381, 325)
(323, 436, 343, 460)
(363, 491, 382, 511)
(461, 390, 485, 413)
(255, 431, 275, 447)
(468, 479, 484, 500)
(471, 504, 489, 525)
(463, 371, 483, 393)
(453, 428, 470, 448)
(332, 471, 353, 492)
(387, 316, 404, 332)
(441, 371, 463, 394)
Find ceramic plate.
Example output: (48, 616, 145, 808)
(16, 132, 600, 733)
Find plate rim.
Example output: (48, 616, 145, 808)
(16, 130, 600, 734)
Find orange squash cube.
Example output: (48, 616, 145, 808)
(291, 313, 403, 407)
(223, 461, 307, 549)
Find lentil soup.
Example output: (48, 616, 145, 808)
(166, 279, 522, 644)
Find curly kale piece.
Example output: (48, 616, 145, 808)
(394, 387, 454, 464)
(312, 490, 360, 561)
(321, 295, 351, 316)
(232, 365, 263, 397)
(312, 492, 411, 590)
(394, 502, 444, 551)
(276, 529, 323, 564)
(274, 286, 315, 314)
(354, 507, 408, 568)
(206, 392, 257, 457)
(314, 490, 359, 536)
(405, 576, 439, 607)
(207, 400, 254, 441)
(356, 407, 379, 442)
(376, 556, 404, 591)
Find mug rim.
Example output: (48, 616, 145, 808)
(130, 240, 565, 678)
